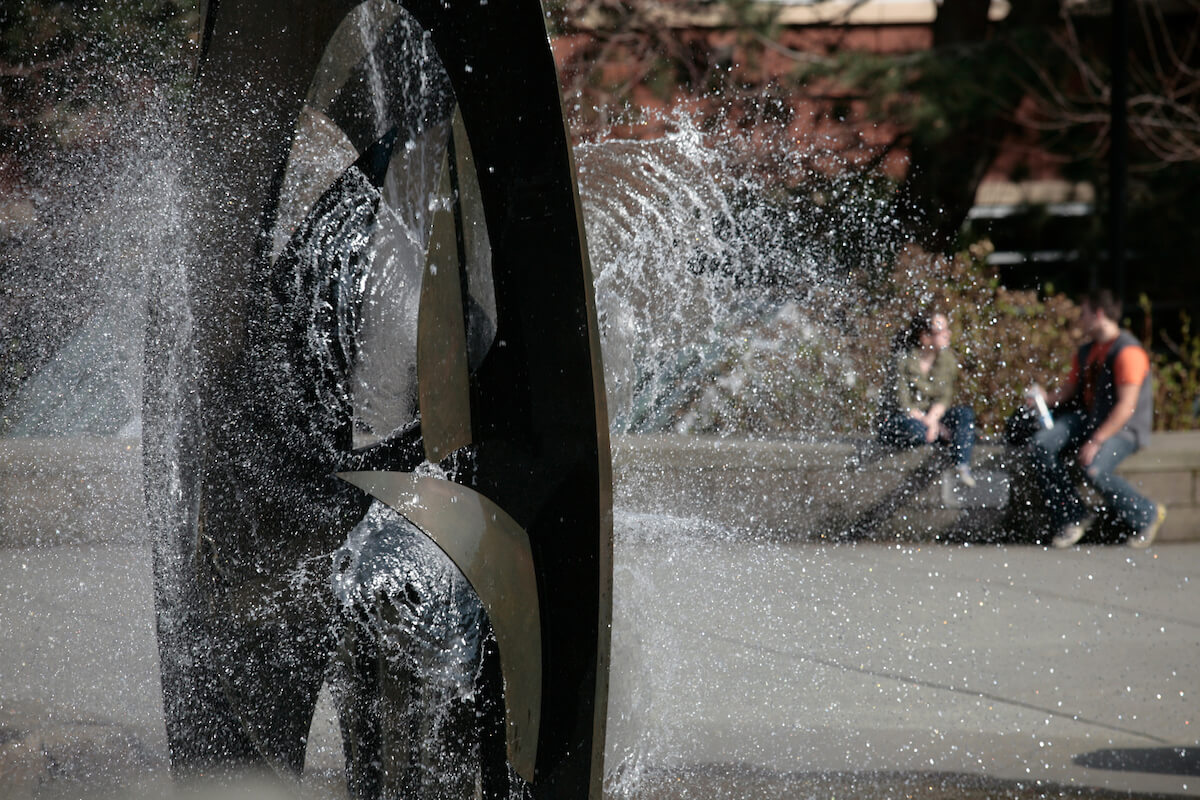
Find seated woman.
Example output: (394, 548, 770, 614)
(877, 311, 977, 486)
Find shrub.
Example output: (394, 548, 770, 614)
(867, 241, 1084, 436)
(670, 238, 1199, 437)
(1140, 296, 1200, 431)
(867, 244, 1200, 434)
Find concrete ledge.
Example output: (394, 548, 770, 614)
(1101, 431, 1200, 543)
(614, 432, 1200, 543)
(0, 436, 147, 547)
(1, 431, 1197, 547)
(613, 434, 1004, 541)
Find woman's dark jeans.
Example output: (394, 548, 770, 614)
(878, 405, 976, 467)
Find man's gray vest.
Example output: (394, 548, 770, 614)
(1076, 330, 1153, 449)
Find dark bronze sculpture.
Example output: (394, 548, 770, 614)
(143, 1, 611, 797)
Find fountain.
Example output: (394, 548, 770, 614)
(2, 2, 1198, 800)
(5, 0, 610, 798)
(141, 0, 611, 798)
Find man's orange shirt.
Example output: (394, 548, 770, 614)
(1068, 339, 1150, 411)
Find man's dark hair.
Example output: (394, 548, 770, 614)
(1081, 288, 1123, 322)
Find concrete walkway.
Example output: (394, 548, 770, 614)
(608, 512, 1200, 798)
(1, 524, 1197, 798)
(0, 542, 348, 799)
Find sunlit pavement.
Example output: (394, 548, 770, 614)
(0, 542, 346, 798)
(1, 526, 1197, 798)
(608, 514, 1200, 798)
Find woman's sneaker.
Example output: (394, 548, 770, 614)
(956, 465, 977, 488)
(1052, 517, 1091, 548)
(1128, 504, 1167, 549)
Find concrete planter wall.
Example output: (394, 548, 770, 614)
(613, 434, 1009, 542)
(613, 432, 1200, 544)
(2, 432, 1197, 546)
(0, 436, 147, 547)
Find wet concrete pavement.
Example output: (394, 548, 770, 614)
(608, 514, 1200, 798)
(1, 524, 1197, 798)
(0, 542, 345, 798)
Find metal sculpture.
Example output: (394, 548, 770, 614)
(143, 1, 611, 797)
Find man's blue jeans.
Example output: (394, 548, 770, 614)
(878, 405, 975, 466)
(1028, 410, 1155, 530)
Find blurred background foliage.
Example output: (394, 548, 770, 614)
(548, 0, 1200, 433)
(1, 0, 1197, 434)
(1139, 296, 1200, 432)
(0, 0, 197, 161)
(672, 237, 1200, 437)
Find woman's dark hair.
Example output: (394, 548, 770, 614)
(892, 311, 935, 352)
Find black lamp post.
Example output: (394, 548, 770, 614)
(1110, 0, 1128, 300)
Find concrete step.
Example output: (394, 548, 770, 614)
(614, 432, 1200, 543)
(0, 436, 146, 547)
(1, 432, 1196, 547)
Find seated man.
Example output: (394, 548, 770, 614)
(1027, 289, 1166, 548)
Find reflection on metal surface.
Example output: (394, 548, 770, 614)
(336, 469, 541, 781)
(147, 0, 612, 794)
(416, 110, 496, 462)
(418, 138, 472, 462)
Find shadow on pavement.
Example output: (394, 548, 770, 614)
(1074, 747, 1200, 777)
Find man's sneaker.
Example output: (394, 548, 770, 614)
(956, 465, 977, 488)
(1128, 504, 1167, 549)
(1051, 518, 1091, 549)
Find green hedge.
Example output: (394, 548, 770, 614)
(675, 240, 1199, 436)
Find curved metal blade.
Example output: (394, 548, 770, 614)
(335, 469, 541, 781)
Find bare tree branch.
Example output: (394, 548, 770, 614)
(1016, 0, 1200, 165)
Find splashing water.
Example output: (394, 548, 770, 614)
(0, 77, 961, 797)
(6, 12, 1194, 800)
(1, 125, 187, 439)
(3, 114, 904, 444)
(577, 114, 904, 438)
